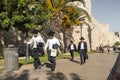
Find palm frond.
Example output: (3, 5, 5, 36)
(64, 0, 86, 7)
(81, 20, 90, 26)
(74, 6, 91, 22)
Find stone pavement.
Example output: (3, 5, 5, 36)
(0, 52, 119, 80)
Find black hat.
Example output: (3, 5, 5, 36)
(80, 37, 85, 40)
(33, 29, 38, 34)
(70, 40, 73, 43)
(47, 30, 55, 36)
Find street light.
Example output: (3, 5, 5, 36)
(80, 24, 83, 37)
(25, 31, 30, 62)
(88, 26, 95, 51)
(108, 40, 109, 46)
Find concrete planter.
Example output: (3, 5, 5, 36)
(3, 48, 19, 71)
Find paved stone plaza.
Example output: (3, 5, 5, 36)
(0, 52, 119, 80)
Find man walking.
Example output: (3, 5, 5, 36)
(68, 40, 76, 61)
(37, 33, 45, 56)
(26, 30, 43, 70)
(78, 37, 88, 65)
(44, 30, 60, 71)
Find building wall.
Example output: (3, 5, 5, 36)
(72, 0, 120, 50)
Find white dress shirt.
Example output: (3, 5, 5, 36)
(37, 35, 44, 43)
(80, 42, 84, 49)
(70, 44, 74, 50)
(27, 35, 44, 48)
(45, 37, 60, 51)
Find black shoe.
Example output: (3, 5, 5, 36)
(51, 69, 55, 71)
(39, 65, 41, 69)
(80, 62, 83, 65)
(84, 61, 86, 64)
(70, 59, 73, 61)
(34, 67, 37, 70)
(51, 68, 55, 71)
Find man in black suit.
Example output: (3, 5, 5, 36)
(78, 37, 88, 65)
(68, 40, 76, 61)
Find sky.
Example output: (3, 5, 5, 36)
(91, 0, 120, 32)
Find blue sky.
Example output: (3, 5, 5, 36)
(91, 0, 120, 32)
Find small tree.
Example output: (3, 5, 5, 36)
(114, 41, 120, 46)
(0, 0, 50, 32)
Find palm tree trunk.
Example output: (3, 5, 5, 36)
(63, 28, 74, 52)
(49, 12, 74, 53)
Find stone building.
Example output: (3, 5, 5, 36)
(115, 32, 120, 39)
(71, 0, 120, 50)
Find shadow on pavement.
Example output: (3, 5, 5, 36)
(47, 71, 68, 80)
(3, 70, 29, 80)
(46, 71, 82, 80)
(107, 53, 120, 80)
(63, 57, 80, 64)
(70, 73, 82, 80)
(71, 60, 80, 64)
(2, 70, 39, 80)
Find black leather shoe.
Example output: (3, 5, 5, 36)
(38, 66, 41, 69)
(80, 62, 83, 65)
(70, 59, 73, 61)
(51, 68, 55, 71)
(34, 67, 37, 70)
(83, 60, 86, 64)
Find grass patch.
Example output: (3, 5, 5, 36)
(0, 57, 4, 71)
(88, 50, 96, 54)
(0, 58, 4, 64)
(0, 67, 4, 71)
(18, 52, 80, 65)
(57, 52, 79, 59)
(0, 56, 3, 59)
(19, 58, 34, 65)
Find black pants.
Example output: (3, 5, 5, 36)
(79, 49, 86, 63)
(99, 48, 104, 53)
(33, 48, 41, 69)
(37, 46, 45, 56)
(47, 50, 56, 71)
(70, 50, 74, 60)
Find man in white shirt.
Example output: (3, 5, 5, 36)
(37, 33, 45, 56)
(78, 37, 88, 65)
(44, 30, 60, 71)
(27, 30, 43, 70)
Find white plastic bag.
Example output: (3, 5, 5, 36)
(50, 49, 57, 57)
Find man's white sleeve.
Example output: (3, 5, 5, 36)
(40, 36, 44, 43)
(27, 38, 33, 45)
(44, 40, 49, 51)
(56, 39, 60, 46)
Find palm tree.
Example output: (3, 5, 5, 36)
(44, 0, 91, 52)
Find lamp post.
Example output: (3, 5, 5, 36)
(108, 40, 109, 46)
(88, 26, 95, 51)
(80, 24, 83, 37)
(25, 31, 30, 62)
